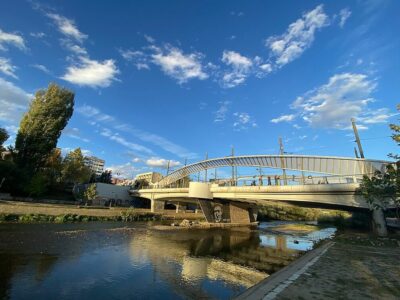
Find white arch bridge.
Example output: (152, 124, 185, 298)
(131, 155, 391, 225)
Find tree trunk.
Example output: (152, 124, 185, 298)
(372, 208, 388, 237)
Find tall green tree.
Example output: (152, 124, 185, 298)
(0, 128, 9, 153)
(62, 148, 91, 184)
(15, 83, 74, 174)
(360, 165, 397, 236)
(389, 104, 400, 159)
(44, 148, 63, 188)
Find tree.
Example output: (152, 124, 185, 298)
(83, 183, 97, 205)
(98, 170, 112, 184)
(0, 128, 9, 153)
(390, 104, 400, 149)
(61, 148, 91, 184)
(389, 104, 400, 215)
(359, 165, 397, 236)
(15, 83, 74, 174)
(43, 148, 63, 189)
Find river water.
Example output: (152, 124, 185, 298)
(0, 222, 335, 299)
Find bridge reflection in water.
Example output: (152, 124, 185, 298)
(128, 225, 335, 296)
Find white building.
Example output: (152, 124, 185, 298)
(84, 156, 105, 176)
(135, 172, 163, 185)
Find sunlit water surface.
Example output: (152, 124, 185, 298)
(0, 221, 335, 299)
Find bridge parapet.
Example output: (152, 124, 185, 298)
(154, 155, 391, 188)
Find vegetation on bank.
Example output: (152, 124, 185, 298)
(0, 209, 161, 223)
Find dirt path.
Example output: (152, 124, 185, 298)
(237, 231, 400, 300)
(277, 233, 400, 300)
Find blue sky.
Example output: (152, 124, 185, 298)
(0, 0, 399, 178)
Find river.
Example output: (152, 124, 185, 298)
(0, 222, 335, 299)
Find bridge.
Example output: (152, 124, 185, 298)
(130, 155, 391, 225)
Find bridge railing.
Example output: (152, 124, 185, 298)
(137, 173, 373, 190)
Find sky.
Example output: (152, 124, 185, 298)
(0, 0, 399, 179)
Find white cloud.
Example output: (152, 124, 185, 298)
(30, 32, 46, 38)
(270, 114, 295, 123)
(0, 78, 32, 124)
(222, 50, 253, 68)
(100, 127, 154, 155)
(61, 56, 119, 88)
(151, 46, 208, 83)
(146, 158, 181, 168)
(291, 73, 391, 129)
(76, 104, 113, 120)
(0, 28, 26, 51)
(65, 43, 88, 55)
(233, 112, 257, 130)
(46, 12, 118, 89)
(214, 101, 231, 122)
(106, 162, 142, 179)
(144, 34, 155, 43)
(358, 108, 395, 124)
(266, 5, 329, 67)
(62, 127, 90, 143)
(31, 64, 51, 74)
(119, 49, 150, 70)
(221, 50, 253, 88)
(0, 57, 17, 78)
(47, 13, 87, 42)
(339, 8, 351, 28)
(259, 63, 273, 73)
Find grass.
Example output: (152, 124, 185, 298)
(0, 211, 161, 223)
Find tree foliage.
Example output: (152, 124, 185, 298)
(62, 148, 91, 184)
(360, 165, 397, 210)
(98, 170, 112, 183)
(0, 128, 9, 152)
(84, 183, 97, 204)
(15, 83, 74, 174)
(43, 148, 63, 188)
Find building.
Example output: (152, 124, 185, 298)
(75, 183, 132, 206)
(84, 156, 105, 176)
(135, 172, 163, 185)
(111, 178, 135, 186)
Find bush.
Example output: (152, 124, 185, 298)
(26, 172, 49, 197)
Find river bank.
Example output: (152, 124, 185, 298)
(237, 230, 400, 300)
(0, 200, 204, 223)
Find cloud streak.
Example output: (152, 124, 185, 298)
(266, 5, 329, 67)
(0, 28, 26, 51)
(77, 104, 197, 159)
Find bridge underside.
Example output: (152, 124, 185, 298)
(132, 182, 368, 225)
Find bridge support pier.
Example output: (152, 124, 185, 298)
(197, 199, 258, 224)
(151, 199, 165, 213)
(175, 202, 187, 213)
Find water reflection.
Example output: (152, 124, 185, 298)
(0, 222, 335, 300)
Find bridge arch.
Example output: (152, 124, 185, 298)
(155, 155, 390, 187)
